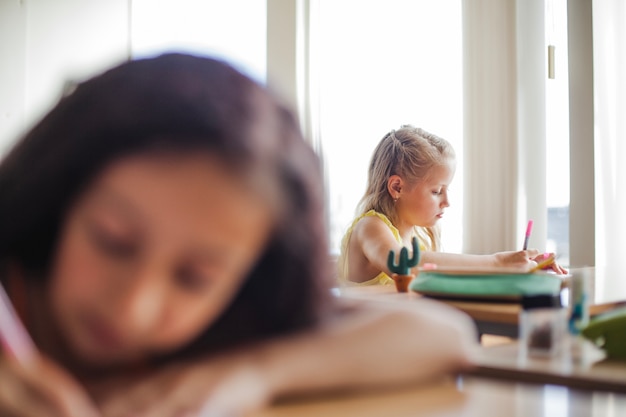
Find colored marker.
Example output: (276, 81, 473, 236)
(522, 220, 533, 250)
(0, 283, 36, 365)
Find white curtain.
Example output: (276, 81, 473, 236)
(463, 0, 547, 254)
(593, 0, 626, 299)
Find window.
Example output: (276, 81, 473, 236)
(315, 0, 463, 255)
(131, 0, 266, 82)
(545, 0, 570, 266)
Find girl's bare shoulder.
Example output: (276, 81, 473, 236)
(352, 215, 396, 247)
(353, 214, 388, 235)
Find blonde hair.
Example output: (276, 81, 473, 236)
(357, 125, 455, 251)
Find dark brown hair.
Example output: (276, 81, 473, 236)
(0, 53, 331, 358)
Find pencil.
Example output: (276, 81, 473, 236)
(0, 282, 36, 365)
(522, 220, 533, 250)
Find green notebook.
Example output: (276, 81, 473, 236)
(409, 266, 564, 301)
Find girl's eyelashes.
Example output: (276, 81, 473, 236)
(86, 220, 138, 259)
(174, 265, 212, 292)
(432, 187, 449, 196)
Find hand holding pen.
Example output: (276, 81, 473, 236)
(0, 283, 100, 417)
(521, 220, 567, 274)
(530, 252, 568, 274)
(529, 253, 556, 272)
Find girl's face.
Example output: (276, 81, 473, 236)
(396, 158, 456, 229)
(49, 153, 274, 366)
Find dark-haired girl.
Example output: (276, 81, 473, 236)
(0, 53, 476, 417)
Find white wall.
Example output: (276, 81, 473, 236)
(0, 1, 27, 155)
(0, 0, 270, 157)
(0, 0, 129, 155)
(24, 0, 129, 124)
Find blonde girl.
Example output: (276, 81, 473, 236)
(338, 125, 565, 285)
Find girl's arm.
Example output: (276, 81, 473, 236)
(421, 250, 567, 274)
(421, 249, 540, 269)
(353, 217, 565, 274)
(254, 298, 476, 398)
(354, 217, 548, 274)
(96, 298, 477, 417)
(352, 216, 411, 277)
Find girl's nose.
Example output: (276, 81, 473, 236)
(441, 194, 450, 208)
(111, 264, 164, 335)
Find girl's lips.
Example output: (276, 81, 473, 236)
(81, 314, 127, 351)
(436, 213, 444, 219)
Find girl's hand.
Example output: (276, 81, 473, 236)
(96, 350, 273, 417)
(531, 252, 568, 275)
(493, 249, 540, 269)
(0, 354, 100, 417)
(493, 250, 568, 275)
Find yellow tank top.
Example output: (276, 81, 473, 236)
(337, 210, 428, 286)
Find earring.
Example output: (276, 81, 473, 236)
(393, 196, 399, 203)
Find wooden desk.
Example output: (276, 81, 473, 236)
(337, 282, 626, 338)
(471, 341, 626, 393)
(337, 285, 522, 337)
(250, 375, 626, 417)
(340, 284, 626, 393)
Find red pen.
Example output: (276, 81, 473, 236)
(0, 282, 36, 365)
(522, 220, 533, 250)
